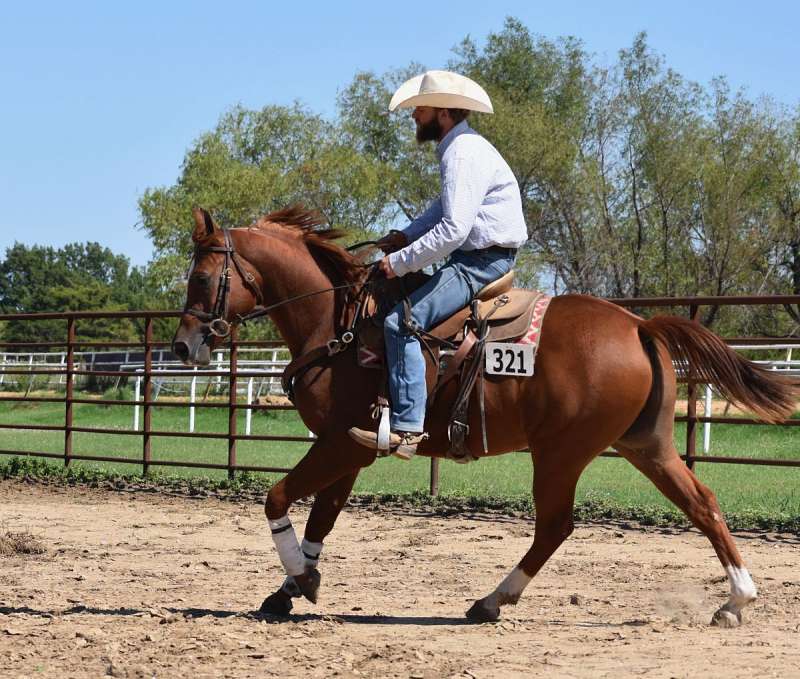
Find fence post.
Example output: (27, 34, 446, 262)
(246, 377, 253, 436)
(142, 317, 153, 476)
(133, 374, 141, 430)
(429, 458, 439, 497)
(25, 354, 34, 397)
(189, 367, 197, 433)
(64, 317, 75, 468)
(685, 304, 699, 470)
(703, 385, 713, 454)
(228, 329, 238, 480)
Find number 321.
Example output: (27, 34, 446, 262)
(491, 347, 528, 374)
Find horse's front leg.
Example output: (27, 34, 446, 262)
(260, 436, 369, 615)
(261, 471, 359, 615)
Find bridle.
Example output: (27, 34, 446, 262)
(181, 229, 408, 402)
(184, 228, 266, 338)
(184, 229, 379, 339)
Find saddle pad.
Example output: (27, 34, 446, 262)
(516, 293, 551, 349)
(357, 320, 384, 368)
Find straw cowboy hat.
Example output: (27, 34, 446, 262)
(388, 70, 493, 114)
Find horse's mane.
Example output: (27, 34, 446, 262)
(252, 205, 365, 286)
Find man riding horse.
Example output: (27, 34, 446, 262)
(171, 68, 796, 625)
(348, 70, 528, 460)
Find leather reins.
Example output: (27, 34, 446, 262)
(184, 229, 375, 338)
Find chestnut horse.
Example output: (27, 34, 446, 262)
(172, 206, 796, 627)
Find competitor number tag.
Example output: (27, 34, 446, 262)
(485, 342, 535, 377)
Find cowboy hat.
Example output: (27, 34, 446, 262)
(388, 70, 493, 114)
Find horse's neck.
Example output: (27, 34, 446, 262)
(248, 234, 341, 358)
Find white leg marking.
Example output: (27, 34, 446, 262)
(724, 565, 757, 614)
(483, 567, 533, 610)
(268, 515, 305, 577)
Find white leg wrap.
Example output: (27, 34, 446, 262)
(280, 539, 324, 597)
(280, 540, 323, 597)
(268, 516, 305, 577)
(484, 567, 532, 610)
(724, 565, 757, 612)
(301, 539, 323, 567)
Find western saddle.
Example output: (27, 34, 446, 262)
(356, 269, 546, 462)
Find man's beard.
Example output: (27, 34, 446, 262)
(416, 117, 442, 143)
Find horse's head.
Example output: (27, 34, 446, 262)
(172, 208, 264, 366)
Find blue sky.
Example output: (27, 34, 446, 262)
(1, 1, 798, 267)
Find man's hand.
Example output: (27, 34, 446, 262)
(376, 230, 408, 254)
(378, 256, 397, 279)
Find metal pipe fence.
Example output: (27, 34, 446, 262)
(0, 297, 798, 493)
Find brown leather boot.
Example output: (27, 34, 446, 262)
(348, 427, 428, 460)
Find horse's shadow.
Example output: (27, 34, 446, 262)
(0, 605, 661, 629)
(0, 605, 473, 626)
(258, 612, 474, 626)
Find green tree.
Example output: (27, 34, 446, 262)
(337, 66, 440, 221)
(451, 18, 597, 293)
(0, 242, 148, 343)
(137, 17, 800, 338)
(761, 107, 800, 330)
(140, 102, 401, 315)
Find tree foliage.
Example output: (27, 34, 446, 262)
(0, 242, 150, 343)
(7, 17, 794, 340)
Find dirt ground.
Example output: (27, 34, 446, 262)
(1, 482, 798, 679)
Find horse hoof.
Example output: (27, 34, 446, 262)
(295, 568, 321, 604)
(260, 590, 294, 617)
(465, 599, 500, 623)
(711, 608, 741, 629)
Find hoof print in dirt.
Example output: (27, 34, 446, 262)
(465, 599, 500, 623)
(259, 591, 294, 617)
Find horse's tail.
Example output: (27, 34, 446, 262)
(638, 316, 798, 423)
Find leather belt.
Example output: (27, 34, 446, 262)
(465, 245, 518, 257)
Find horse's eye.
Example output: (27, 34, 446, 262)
(191, 274, 211, 288)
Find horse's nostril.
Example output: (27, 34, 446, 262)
(173, 341, 190, 362)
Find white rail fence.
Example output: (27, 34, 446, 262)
(1, 345, 797, 446)
(0, 348, 291, 436)
(702, 344, 799, 453)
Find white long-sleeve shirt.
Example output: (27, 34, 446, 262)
(388, 120, 528, 277)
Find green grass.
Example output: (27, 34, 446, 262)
(1, 398, 798, 529)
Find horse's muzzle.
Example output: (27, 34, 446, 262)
(172, 329, 212, 366)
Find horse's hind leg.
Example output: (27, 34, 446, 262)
(616, 442, 757, 628)
(466, 449, 589, 622)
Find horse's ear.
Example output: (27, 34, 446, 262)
(191, 207, 217, 242)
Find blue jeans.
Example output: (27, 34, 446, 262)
(384, 248, 515, 432)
